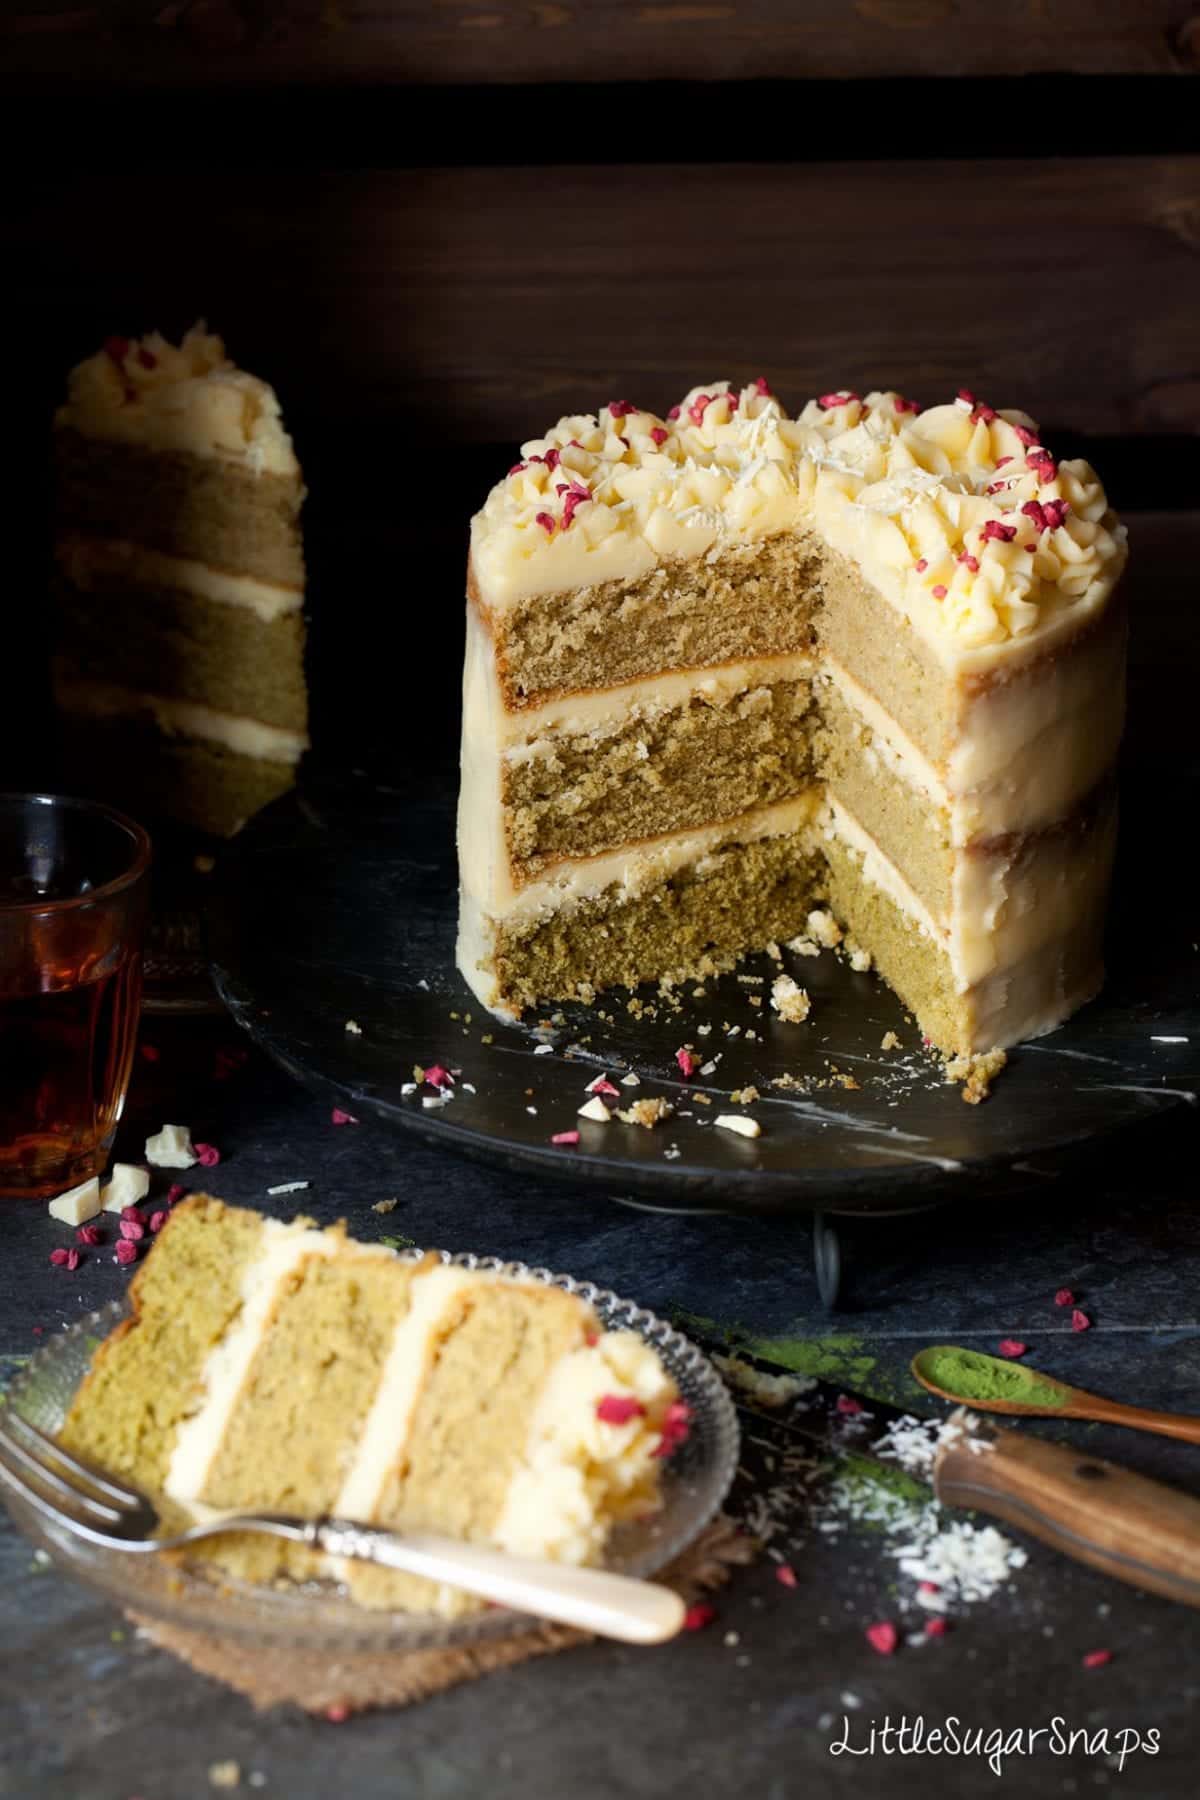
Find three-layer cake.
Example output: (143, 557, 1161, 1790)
(53, 325, 309, 837)
(458, 383, 1127, 1052)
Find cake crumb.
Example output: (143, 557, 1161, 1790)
(806, 908, 843, 948)
(880, 1031, 901, 1051)
(715, 1113, 761, 1139)
(194, 853, 216, 875)
(693, 1092, 712, 1105)
(371, 1198, 399, 1214)
(209, 1765, 241, 1792)
(765, 940, 782, 961)
(786, 935, 821, 957)
(771, 975, 812, 1023)
(344, 1019, 363, 1036)
(944, 1047, 1008, 1104)
(846, 940, 872, 972)
(729, 1085, 760, 1105)
(616, 1097, 675, 1129)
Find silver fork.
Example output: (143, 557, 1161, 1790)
(0, 1411, 685, 1644)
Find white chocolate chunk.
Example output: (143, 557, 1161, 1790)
(145, 1123, 197, 1169)
(48, 1177, 102, 1225)
(715, 1114, 762, 1139)
(101, 1163, 152, 1213)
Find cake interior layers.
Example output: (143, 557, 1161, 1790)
(60, 1197, 680, 1616)
(461, 548, 1124, 1050)
(484, 803, 827, 1011)
(502, 657, 817, 882)
(52, 678, 304, 839)
(56, 542, 307, 732)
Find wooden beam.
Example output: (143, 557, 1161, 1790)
(2, 1, 1197, 89)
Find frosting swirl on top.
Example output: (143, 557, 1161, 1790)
(470, 382, 1126, 648)
(57, 324, 299, 477)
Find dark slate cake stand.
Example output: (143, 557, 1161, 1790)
(207, 765, 1199, 1306)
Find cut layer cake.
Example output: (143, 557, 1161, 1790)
(458, 383, 1127, 1054)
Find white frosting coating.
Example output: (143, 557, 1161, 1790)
(164, 1220, 338, 1508)
(58, 537, 303, 623)
(471, 383, 1126, 661)
(53, 676, 308, 765)
(57, 324, 298, 478)
(492, 1330, 677, 1566)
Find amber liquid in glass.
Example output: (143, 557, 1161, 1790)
(0, 945, 142, 1198)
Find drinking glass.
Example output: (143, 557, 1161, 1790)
(0, 794, 151, 1198)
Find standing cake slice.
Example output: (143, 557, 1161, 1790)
(53, 325, 309, 837)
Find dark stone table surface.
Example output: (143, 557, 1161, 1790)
(2, 1015, 1199, 1800)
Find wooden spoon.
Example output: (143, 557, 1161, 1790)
(912, 1345, 1200, 1447)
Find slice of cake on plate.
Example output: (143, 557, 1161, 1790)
(59, 1196, 684, 1615)
(458, 383, 1127, 1052)
(53, 325, 309, 837)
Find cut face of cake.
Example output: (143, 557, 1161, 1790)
(53, 326, 309, 837)
(458, 384, 1128, 1053)
(59, 1196, 683, 1615)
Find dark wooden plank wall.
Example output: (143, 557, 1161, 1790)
(2, 7, 1197, 781)
(4, 1, 1199, 84)
(14, 157, 1200, 446)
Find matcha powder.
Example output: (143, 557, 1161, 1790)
(919, 1345, 1069, 1409)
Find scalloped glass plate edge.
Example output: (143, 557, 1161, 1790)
(1, 1252, 739, 1653)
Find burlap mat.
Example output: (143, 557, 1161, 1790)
(129, 1514, 753, 1714)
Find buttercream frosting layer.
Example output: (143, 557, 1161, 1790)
(471, 382, 1126, 659)
(58, 536, 304, 623)
(53, 675, 309, 765)
(56, 324, 299, 478)
(483, 651, 816, 755)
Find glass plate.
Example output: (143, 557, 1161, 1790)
(1, 1250, 739, 1651)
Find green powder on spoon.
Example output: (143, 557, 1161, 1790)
(917, 1345, 1071, 1409)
